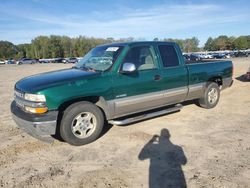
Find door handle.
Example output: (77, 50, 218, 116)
(154, 75, 161, 81)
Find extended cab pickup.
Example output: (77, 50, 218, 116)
(11, 42, 233, 145)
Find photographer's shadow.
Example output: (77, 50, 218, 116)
(139, 129, 187, 188)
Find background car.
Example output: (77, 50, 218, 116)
(189, 53, 202, 61)
(212, 53, 225, 59)
(39, 59, 50, 63)
(16, 58, 38, 65)
(224, 53, 231, 59)
(6, 60, 16, 64)
(204, 53, 214, 59)
(183, 54, 190, 61)
(64, 57, 78, 63)
(0, 60, 5, 64)
(234, 51, 249, 57)
(53, 58, 65, 63)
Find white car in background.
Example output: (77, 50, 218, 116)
(63, 57, 78, 63)
(0, 60, 5, 64)
(204, 53, 214, 59)
(198, 53, 213, 59)
(16, 58, 38, 65)
(225, 53, 231, 59)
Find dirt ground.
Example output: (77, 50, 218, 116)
(0, 58, 250, 188)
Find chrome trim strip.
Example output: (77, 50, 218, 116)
(163, 87, 188, 97)
(114, 91, 163, 107)
(189, 83, 204, 91)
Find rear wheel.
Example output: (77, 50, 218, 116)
(198, 82, 220, 109)
(60, 101, 104, 146)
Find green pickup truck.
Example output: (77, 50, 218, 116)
(11, 41, 233, 145)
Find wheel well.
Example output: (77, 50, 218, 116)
(58, 96, 100, 113)
(208, 77, 222, 86)
(55, 96, 108, 138)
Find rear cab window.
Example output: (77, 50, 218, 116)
(158, 45, 180, 68)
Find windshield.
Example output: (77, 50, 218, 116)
(75, 45, 124, 71)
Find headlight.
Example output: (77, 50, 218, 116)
(24, 93, 46, 102)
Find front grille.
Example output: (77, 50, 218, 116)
(15, 97, 25, 108)
(14, 89, 24, 99)
(14, 89, 46, 109)
(14, 90, 25, 108)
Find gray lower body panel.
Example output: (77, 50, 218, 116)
(12, 113, 57, 135)
(186, 83, 206, 100)
(11, 101, 58, 143)
(222, 77, 233, 90)
(108, 86, 188, 119)
(106, 78, 232, 120)
(12, 114, 57, 143)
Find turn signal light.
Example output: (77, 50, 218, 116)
(25, 106, 48, 114)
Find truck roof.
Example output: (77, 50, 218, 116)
(97, 41, 177, 47)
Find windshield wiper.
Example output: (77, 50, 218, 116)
(79, 65, 98, 72)
(72, 65, 100, 72)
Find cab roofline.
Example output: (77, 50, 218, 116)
(96, 41, 177, 48)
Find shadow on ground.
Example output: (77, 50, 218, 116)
(235, 75, 249, 82)
(139, 129, 187, 188)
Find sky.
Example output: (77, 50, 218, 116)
(0, 0, 250, 46)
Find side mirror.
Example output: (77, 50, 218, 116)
(120, 62, 136, 73)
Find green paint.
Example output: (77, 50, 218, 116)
(15, 41, 233, 110)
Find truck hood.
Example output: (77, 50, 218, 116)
(15, 68, 99, 93)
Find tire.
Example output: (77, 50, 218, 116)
(60, 101, 104, 146)
(198, 82, 220, 109)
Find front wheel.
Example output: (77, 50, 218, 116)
(60, 101, 104, 146)
(198, 82, 220, 109)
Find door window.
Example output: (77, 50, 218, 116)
(123, 46, 156, 71)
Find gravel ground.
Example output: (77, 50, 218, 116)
(0, 58, 250, 188)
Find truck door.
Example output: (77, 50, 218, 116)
(157, 44, 189, 104)
(111, 45, 163, 118)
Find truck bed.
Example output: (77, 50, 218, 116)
(186, 59, 233, 87)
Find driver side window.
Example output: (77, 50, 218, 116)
(123, 46, 156, 71)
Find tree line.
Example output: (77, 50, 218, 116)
(162, 37, 200, 52)
(0, 35, 249, 59)
(204, 35, 250, 51)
